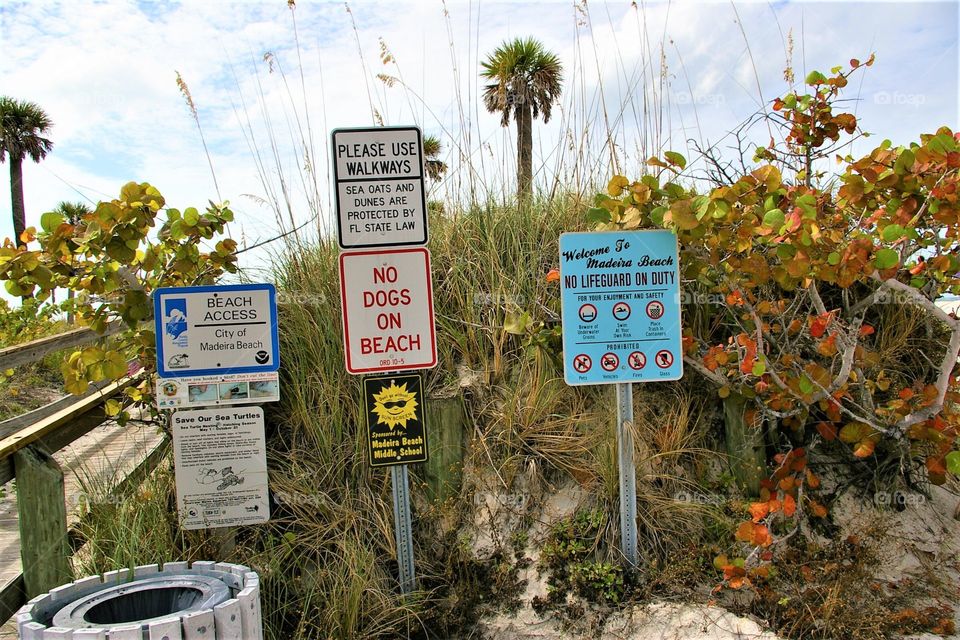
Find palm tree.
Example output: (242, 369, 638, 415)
(0, 97, 53, 246)
(481, 38, 562, 201)
(422, 135, 448, 182)
(53, 201, 91, 226)
(51, 201, 91, 323)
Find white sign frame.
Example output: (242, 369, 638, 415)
(172, 407, 270, 530)
(339, 247, 437, 375)
(154, 283, 279, 378)
(332, 126, 429, 249)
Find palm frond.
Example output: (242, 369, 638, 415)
(480, 37, 563, 127)
(0, 96, 54, 163)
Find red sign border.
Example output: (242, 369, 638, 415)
(339, 247, 438, 375)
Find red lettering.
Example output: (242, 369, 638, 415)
(359, 334, 422, 354)
(362, 289, 412, 308)
(372, 266, 398, 283)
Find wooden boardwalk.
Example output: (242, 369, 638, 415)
(0, 416, 164, 635)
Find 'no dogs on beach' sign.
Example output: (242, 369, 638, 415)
(339, 247, 437, 374)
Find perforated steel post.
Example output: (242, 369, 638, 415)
(616, 383, 638, 568)
(390, 464, 416, 593)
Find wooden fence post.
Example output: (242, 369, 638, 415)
(14, 446, 71, 597)
(422, 396, 467, 503)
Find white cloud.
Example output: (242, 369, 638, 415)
(0, 0, 955, 283)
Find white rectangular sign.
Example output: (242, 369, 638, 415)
(332, 126, 428, 249)
(154, 283, 279, 378)
(172, 407, 270, 530)
(339, 248, 437, 374)
(156, 371, 280, 410)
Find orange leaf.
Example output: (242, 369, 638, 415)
(752, 524, 773, 546)
(749, 502, 770, 522)
(816, 422, 838, 441)
(859, 324, 875, 337)
(740, 345, 758, 374)
(899, 388, 915, 401)
(546, 268, 560, 283)
(735, 521, 755, 542)
(853, 440, 876, 458)
(826, 400, 841, 422)
(722, 564, 745, 580)
(805, 469, 821, 489)
(927, 456, 947, 476)
(783, 494, 797, 517)
(809, 500, 828, 518)
(817, 333, 838, 356)
(810, 313, 832, 338)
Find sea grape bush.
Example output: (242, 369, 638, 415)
(0, 182, 238, 423)
(588, 58, 960, 588)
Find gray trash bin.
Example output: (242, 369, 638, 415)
(15, 561, 262, 639)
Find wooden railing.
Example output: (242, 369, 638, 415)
(0, 326, 168, 622)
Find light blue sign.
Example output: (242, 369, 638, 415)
(154, 283, 280, 378)
(560, 230, 683, 385)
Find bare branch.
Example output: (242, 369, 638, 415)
(683, 355, 728, 387)
(871, 273, 958, 326)
(870, 274, 960, 430)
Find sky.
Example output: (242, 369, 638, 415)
(0, 0, 957, 283)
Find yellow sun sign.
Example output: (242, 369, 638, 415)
(364, 373, 428, 467)
(371, 380, 419, 430)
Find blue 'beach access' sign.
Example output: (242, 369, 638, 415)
(559, 230, 683, 385)
(154, 283, 280, 378)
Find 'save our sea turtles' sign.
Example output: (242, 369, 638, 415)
(339, 247, 437, 374)
(154, 283, 279, 378)
(559, 230, 683, 385)
(364, 373, 428, 467)
(332, 126, 428, 249)
(172, 406, 269, 530)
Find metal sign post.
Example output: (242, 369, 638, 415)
(390, 464, 416, 593)
(559, 230, 683, 569)
(616, 383, 638, 567)
(363, 373, 427, 592)
(334, 125, 434, 595)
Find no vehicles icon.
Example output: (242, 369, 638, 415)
(601, 352, 620, 371)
